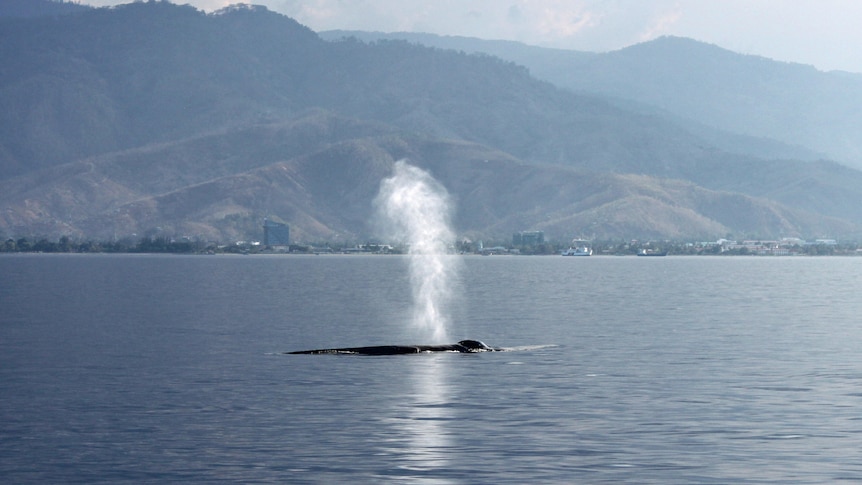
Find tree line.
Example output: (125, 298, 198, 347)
(2, 236, 202, 254)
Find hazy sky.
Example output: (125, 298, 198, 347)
(81, 0, 862, 73)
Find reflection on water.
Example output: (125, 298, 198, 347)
(383, 355, 453, 482)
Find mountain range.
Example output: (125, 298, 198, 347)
(1, 1, 861, 244)
(322, 30, 862, 167)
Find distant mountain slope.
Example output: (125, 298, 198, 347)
(1, 111, 859, 242)
(0, 2, 322, 177)
(323, 31, 862, 169)
(0, 3, 797, 182)
(1, 3, 861, 242)
(569, 37, 862, 167)
(320, 29, 598, 88)
(0, 0, 89, 18)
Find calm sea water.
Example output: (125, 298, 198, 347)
(2, 254, 862, 483)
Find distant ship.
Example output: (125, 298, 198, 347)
(562, 246, 592, 256)
(637, 249, 667, 256)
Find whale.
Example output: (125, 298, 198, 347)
(287, 339, 499, 355)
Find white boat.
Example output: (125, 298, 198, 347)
(561, 246, 592, 256)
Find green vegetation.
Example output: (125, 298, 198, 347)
(1, 236, 205, 254)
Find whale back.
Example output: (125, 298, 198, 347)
(457, 339, 493, 351)
(288, 339, 498, 355)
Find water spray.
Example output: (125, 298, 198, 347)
(375, 160, 459, 343)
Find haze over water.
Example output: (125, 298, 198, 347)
(2, 254, 862, 483)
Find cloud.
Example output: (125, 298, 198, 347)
(78, 0, 862, 72)
(533, 4, 601, 39)
(263, 1, 604, 44)
(638, 7, 682, 42)
(276, 0, 344, 25)
(84, 0, 238, 11)
(507, 4, 524, 24)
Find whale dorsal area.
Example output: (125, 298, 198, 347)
(287, 340, 498, 355)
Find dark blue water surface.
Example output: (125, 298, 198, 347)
(2, 254, 862, 483)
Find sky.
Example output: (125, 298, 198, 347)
(80, 0, 862, 73)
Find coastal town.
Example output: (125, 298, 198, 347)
(4, 231, 858, 256)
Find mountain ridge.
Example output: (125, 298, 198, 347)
(1, 3, 861, 242)
(322, 31, 862, 169)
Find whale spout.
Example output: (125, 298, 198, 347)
(287, 339, 499, 355)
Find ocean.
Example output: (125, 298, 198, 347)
(2, 253, 861, 483)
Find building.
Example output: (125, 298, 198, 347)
(513, 231, 544, 247)
(263, 219, 290, 246)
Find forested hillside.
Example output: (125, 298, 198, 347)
(0, 0, 89, 18)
